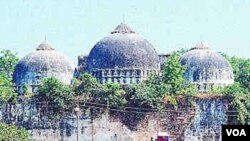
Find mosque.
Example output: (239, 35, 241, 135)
(13, 23, 234, 93)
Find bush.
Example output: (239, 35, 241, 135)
(0, 74, 17, 103)
(0, 50, 19, 79)
(73, 73, 103, 102)
(211, 83, 250, 124)
(35, 77, 73, 118)
(0, 122, 28, 141)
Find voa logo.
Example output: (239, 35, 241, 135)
(226, 129, 246, 136)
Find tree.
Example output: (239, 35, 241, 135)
(99, 83, 127, 107)
(162, 53, 185, 86)
(0, 50, 19, 103)
(0, 122, 28, 141)
(74, 73, 101, 96)
(219, 54, 250, 124)
(211, 82, 246, 96)
(73, 73, 127, 106)
(211, 83, 250, 124)
(231, 92, 250, 124)
(236, 59, 250, 89)
(223, 54, 250, 90)
(0, 50, 19, 79)
(129, 82, 168, 110)
(123, 53, 198, 111)
(35, 77, 73, 118)
(0, 74, 17, 103)
(162, 53, 198, 95)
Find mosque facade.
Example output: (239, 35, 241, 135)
(13, 23, 234, 93)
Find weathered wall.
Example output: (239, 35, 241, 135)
(0, 98, 230, 141)
(184, 98, 228, 141)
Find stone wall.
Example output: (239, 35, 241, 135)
(0, 98, 231, 141)
(184, 98, 228, 141)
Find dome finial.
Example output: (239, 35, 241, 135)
(44, 35, 47, 43)
(192, 41, 209, 50)
(111, 23, 135, 34)
(37, 37, 54, 51)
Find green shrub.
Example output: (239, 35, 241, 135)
(35, 77, 73, 118)
(0, 122, 28, 141)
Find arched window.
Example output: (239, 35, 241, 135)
(137, 70, 141, 75)
(104, 70, 108, 76)
(123, 78, 126, 84)
(111, 70, 115, 76)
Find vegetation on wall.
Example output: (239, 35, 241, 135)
(211, 82, 250, 124)
(74, 73, 127, 107)
(0, 122, 28, 141)
(228, 56, 250, 124)
(73, 73, 103, 102)
(212, 54, 250, 124)
(35, 77, 74, 118)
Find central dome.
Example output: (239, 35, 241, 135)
(87, 23, 160, 71)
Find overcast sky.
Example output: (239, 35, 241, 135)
(0, 0, 249, 64)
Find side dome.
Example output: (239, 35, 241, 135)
(13, 42, 75, 88)
(87, 23, 160, 71)
(180, 41, 234, 91)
